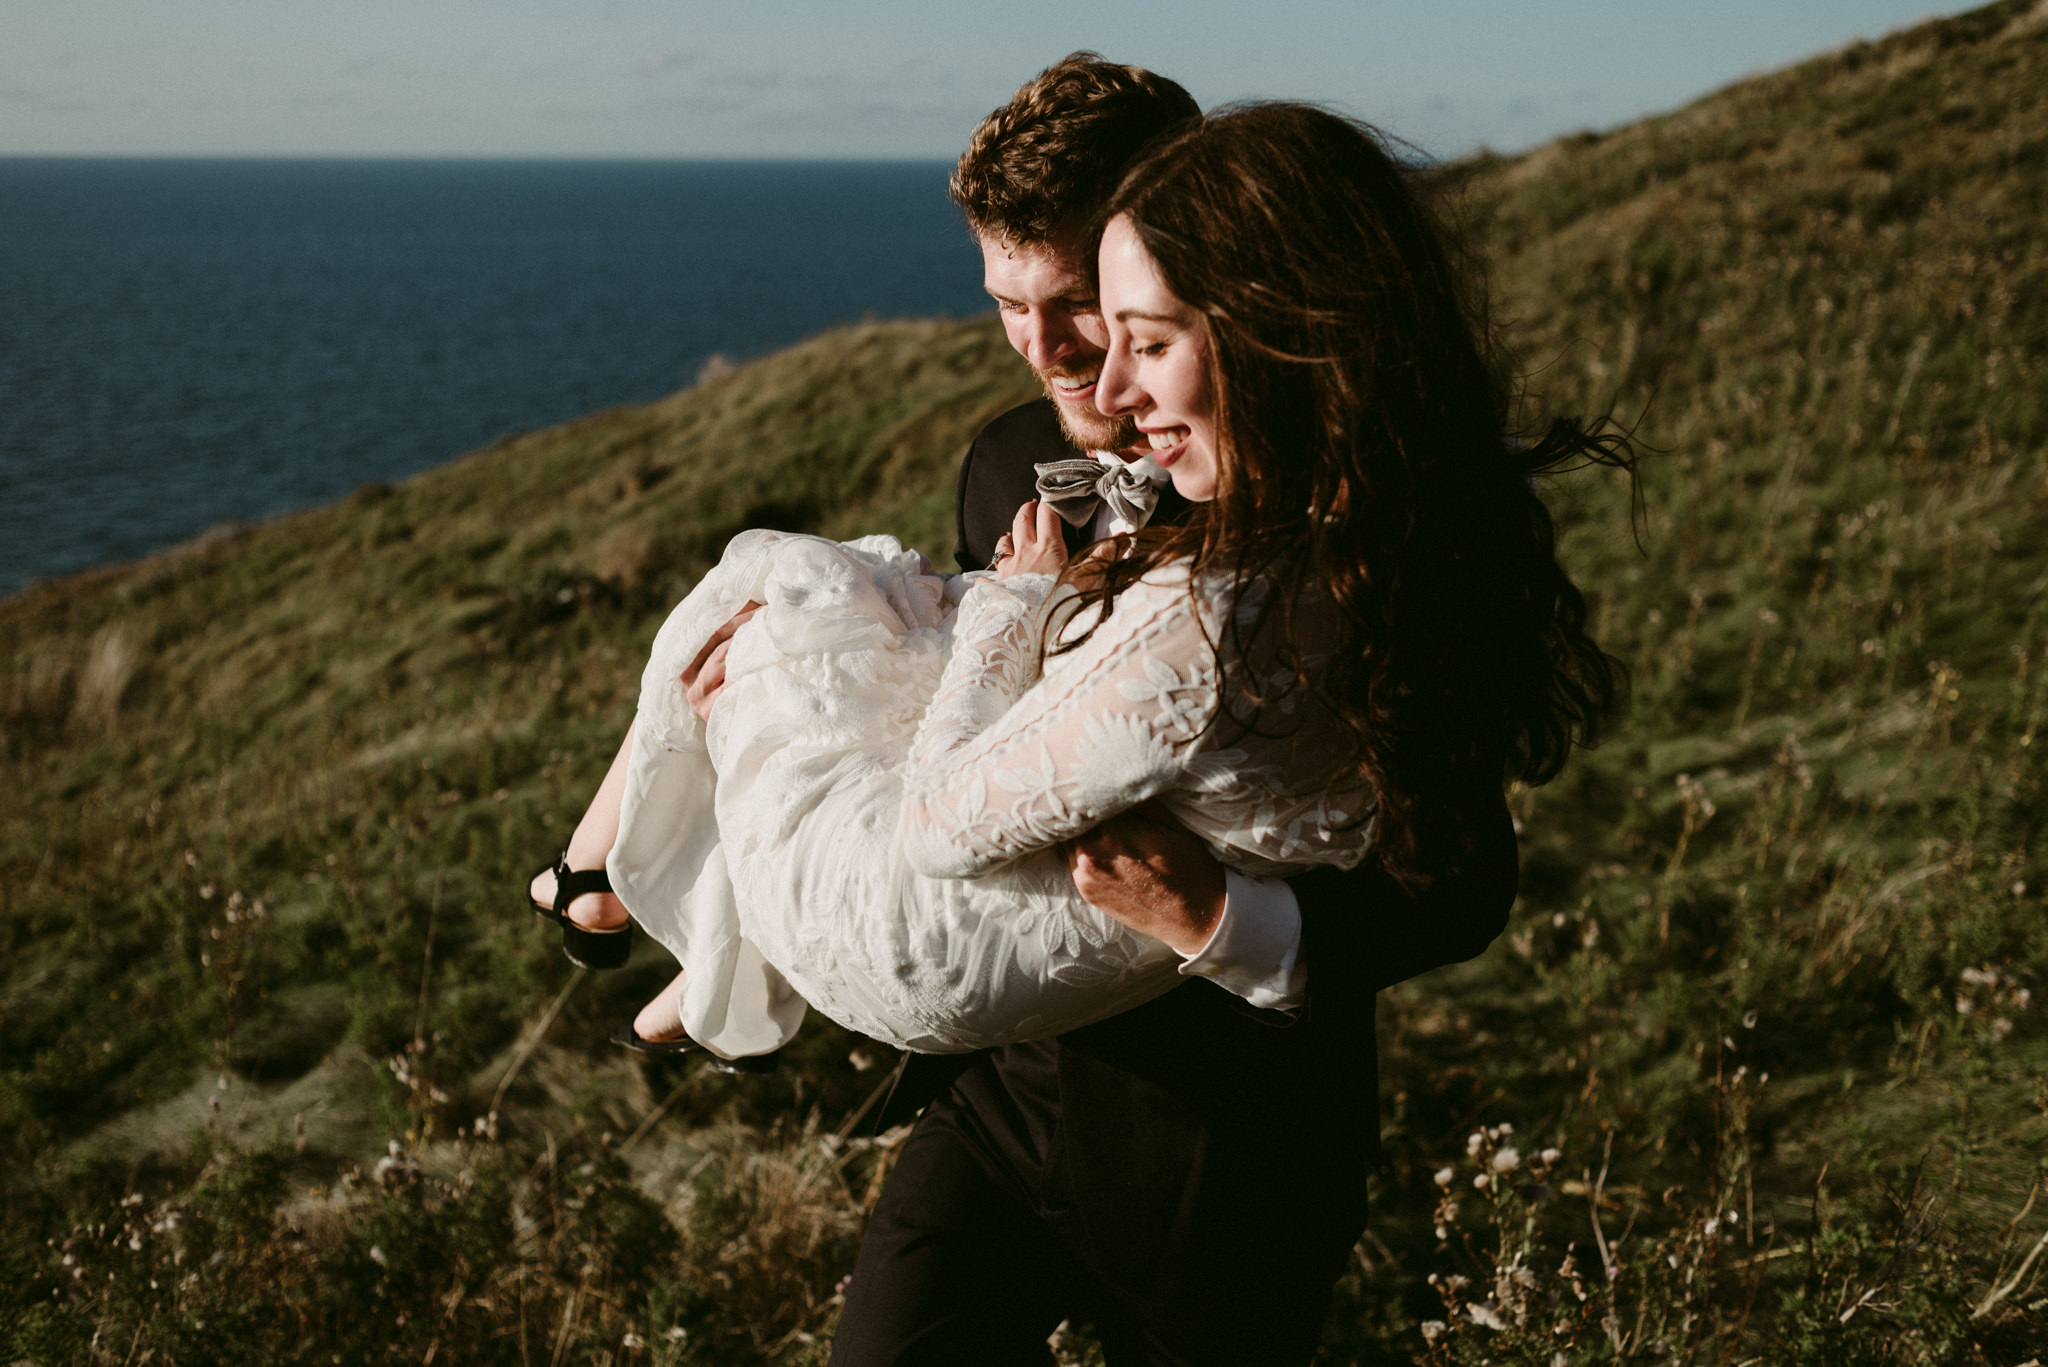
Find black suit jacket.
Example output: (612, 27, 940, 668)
(881, 398, 1513, 1258)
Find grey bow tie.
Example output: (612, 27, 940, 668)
(1034, 458, 1164, 532)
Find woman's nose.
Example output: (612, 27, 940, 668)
(1096, 344, 1139, 416)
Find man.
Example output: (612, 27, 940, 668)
(809, 55, 1520, 1366)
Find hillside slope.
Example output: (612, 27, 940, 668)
(5, 3, 2046, 1361)
(1, 316, 1034, 1159)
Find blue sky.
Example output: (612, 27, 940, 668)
(2, 1, 1981, 161)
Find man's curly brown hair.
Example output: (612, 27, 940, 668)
(951, 52, 1198, 246)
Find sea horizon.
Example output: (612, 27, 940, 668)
(0, 156, 993, 596)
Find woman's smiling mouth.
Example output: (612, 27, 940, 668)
(1142, 427, 1190, 463)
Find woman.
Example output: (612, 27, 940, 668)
(532, 103, 1628, 1062)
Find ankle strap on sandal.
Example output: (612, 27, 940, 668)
(551, 855, 614, 913)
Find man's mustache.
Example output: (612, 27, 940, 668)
(1038, 364, 1101, 383)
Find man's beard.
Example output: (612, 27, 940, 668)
(1040, 371, 1137, 454)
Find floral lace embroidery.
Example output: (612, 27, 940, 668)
(903, 565, 1373, 881)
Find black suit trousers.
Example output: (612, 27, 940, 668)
(828, 1025, 1371, 1367)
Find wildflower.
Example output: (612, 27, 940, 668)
(1473, 1174, 1490, 1190)
(1540, 1148, 1562, 1165)
(1491, 1147, 1521, 1173)
(621, 1332, 644, 1349)
(1434, 1167, 1455, 1187)
(1420, 1321, 1447, 1342)
(369, 1245, 388, 1268)
(1466, 1131, 1486, 1156)
(1467, 1302, 1508, 1331)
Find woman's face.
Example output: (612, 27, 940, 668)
(1096, 214, 1218, 503)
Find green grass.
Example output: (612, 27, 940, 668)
(5, 3, 2047, 1361)
(1, 316, 1032, 1361)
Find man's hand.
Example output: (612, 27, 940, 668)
(1064, 801, 1226, 956)
(681, 600, 764, 722)
(993, 499, 1068, 580)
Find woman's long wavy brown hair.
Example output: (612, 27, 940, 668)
(1067, 102, 1634, 889)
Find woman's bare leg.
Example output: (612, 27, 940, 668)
(632, 967, 691, 1042)
(528, 728, 634, 931)
(532, 731, 691, 1042)
(551, 603, 766, 1037)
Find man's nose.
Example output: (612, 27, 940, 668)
(1021, 311, 1077, 370)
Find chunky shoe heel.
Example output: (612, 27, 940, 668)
(528, 855, 633, 969)
(609, 1025, 779, 1074)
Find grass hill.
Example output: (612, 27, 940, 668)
(4, 2, 2046, 1361)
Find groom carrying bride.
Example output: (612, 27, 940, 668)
(774, 54, 1524, 1366)
(531, 44, 1625, 1366)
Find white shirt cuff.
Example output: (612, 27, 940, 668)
(1177, 870, 1307, 1012)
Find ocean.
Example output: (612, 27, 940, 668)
(0, 158, 992, 596)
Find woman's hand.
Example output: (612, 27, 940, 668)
(992, 499, 1067, 580)
(681, 600, 764, 721)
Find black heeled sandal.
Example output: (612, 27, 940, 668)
(609, 1026, 780, 1074)
(528, 854, 633, 970)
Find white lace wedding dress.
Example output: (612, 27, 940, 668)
(606, 529, 1375, 1057)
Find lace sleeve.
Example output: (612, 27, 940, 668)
(902, 567, 1219, 878)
